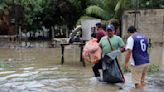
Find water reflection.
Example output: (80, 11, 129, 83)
(0, 41, 163, 92)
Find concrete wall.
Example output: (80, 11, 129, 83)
(122, 9, 164, 43)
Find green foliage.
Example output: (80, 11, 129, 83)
(85, 0, 117, 20)
(147, 64, 159, 73)
(120, 64, 131, 73)
(0, 3, 6, 10)
(0, 63, 10, 68)
(19, 0, 46, 31)
(85, 0, 164, 20)
(139, 0, 164, 9)
(123, 0, 164, 9)
(1, 0, 163, 32)
(120, 63, 159, 74)
(67, 0, 95, 29)
(86, 5, 111, 19)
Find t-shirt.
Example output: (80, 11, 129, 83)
(99, 35, 125, 55)
(96, 29, 106, 42)
(126, 33, 149, 66)
(125, 36, 135, 65)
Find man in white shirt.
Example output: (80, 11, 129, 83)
(125, 26, 149, 88)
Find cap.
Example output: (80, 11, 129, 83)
(106, 24, 114, 31)
(95, 22, 101, 26)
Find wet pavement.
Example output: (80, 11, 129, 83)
(0, 41, 163, 92)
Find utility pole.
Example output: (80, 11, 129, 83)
(128, 0, 140, 28)
(134, 0, 139, 28)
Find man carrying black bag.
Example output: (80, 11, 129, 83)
(92, 24, 125, 83)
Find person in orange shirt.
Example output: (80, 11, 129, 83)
(82, 33, 101, 64)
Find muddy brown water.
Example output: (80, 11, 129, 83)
(0, 41, 163, 92)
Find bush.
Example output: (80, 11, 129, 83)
(120, 64, 159, 73)
(147, 64, 159, 73)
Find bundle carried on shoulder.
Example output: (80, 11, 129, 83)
(82, 38, 101, 64)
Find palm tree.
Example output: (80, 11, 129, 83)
(85, 0, 116, 20)
(85, 0, 131, 20)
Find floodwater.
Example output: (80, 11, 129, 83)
(0, 41, 163, 92)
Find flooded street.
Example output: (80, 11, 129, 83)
(0, 42, 164, 92)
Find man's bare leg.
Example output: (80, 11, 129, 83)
(135, 83, 143, 88)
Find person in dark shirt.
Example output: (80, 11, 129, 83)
(95, 22, 106, 42)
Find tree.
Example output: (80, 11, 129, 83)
(84, 0, 164, 20)
(85, 0, 115, 20)
(1, 0, 163, 35)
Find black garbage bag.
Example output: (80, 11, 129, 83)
(102, 55, 125, 83)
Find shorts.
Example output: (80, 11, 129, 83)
(131, 63, 149, 84)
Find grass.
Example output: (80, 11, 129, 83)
(0, 63, 10, 68)
(147, 64, 159, 73)
(120, 64, 159, 73)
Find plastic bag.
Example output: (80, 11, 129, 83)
(82, 38, 101, 64)
(102, 55, 125, 83)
